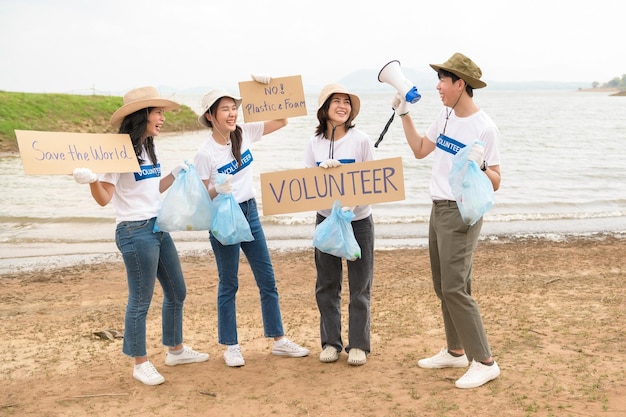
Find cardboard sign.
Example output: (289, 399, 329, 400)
(238, 75, 307, 122)
(260, 157, 405, 215)
(15, 130, 140, 175)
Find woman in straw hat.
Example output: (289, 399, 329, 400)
(303, 83, 376, 366)
(193, 75, 309, 368)
(73, 86, 209, 386)
(393, 52, 502, 389)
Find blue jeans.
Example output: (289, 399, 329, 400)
(209, 198, 284, 345)
(115, 218, 186, 357)
(314, 213, 374, 354)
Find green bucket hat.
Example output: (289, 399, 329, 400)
(430, 52, 487, 89)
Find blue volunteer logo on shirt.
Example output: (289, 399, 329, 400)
(134, 163, 161, 181)
(436, 134, 465, 156)
(218, 149, 253, 175)
(315, 158, 356, 166)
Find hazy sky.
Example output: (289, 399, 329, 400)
(1, 0, 623, 95)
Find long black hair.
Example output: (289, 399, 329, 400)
(118, 107, 158, 167)
(315, 93, 356, 138)
(205, 98, 244, 170)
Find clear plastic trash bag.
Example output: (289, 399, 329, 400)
(154, 163, 212, 232)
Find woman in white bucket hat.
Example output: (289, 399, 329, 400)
(193, 75, 309, 367)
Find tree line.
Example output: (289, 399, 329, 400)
(592, 74, 626, 89)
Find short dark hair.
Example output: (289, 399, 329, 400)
(438, 69, 474, 97)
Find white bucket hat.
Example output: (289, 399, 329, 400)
(198, 88, 243, 128)
(110, 86, 179, 129)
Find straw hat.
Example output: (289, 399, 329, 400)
(110, 86, 180, 128)
(430, 52, 487, 89)
(197, 88, 243, 128)
(317, 83, 360, 121)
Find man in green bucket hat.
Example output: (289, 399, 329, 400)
(393, 52, 502, 389)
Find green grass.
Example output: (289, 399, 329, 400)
(0, 91, 201, 152)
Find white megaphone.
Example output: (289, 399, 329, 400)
(378, 60, 421, 104)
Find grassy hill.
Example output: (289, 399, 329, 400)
(0, 91, 201, 153)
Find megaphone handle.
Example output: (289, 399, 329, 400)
(375, 111, 396, 148)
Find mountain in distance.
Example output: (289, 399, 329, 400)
(167, 67, 592, 98)
(336, 67, 592, 92)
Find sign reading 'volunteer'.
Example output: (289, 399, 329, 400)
(260, 157, 405, 215)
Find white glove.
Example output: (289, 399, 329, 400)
(319, 159, 341, 169)
(251, 73, 271, 84)
(73, 167, 98, 184)
(171, 162, 189, 179)
(215, 174, 233, 194)
(467, 142, 484, 166)
(392, 93, 409, 116)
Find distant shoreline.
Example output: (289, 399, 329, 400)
(578, 87, 621, 93)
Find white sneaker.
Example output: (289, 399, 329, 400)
(133, 361, 165, 386)
(455, 360, 501, 389)
(417, 348, 469, 369)
(165, 345, 210, 366)
(271, 338, 309, 357)
(223, 346, 245, 367)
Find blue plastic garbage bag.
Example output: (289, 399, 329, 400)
(313, 200, 361, 261)
(449, 140, 495, 226)
(210, 173, 254, 245)
(154, 163, 212, 232)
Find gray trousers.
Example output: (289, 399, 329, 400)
(315, 214, 374, 354)
(429, 200, 492, 362)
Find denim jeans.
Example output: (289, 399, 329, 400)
(115, 218, 186, 357)
(209, 198, 284, 345)
(314, 213, 374, 354)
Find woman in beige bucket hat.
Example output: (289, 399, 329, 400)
(303, 83, 376, 366)
(73, 86, 209, 385)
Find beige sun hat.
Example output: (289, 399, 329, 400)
(197, 88, 243, 128)
(430, 52, 487, 89)
(110, 86, 180, 129)
(317, 83, 361, 121)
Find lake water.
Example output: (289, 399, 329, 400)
(1, 90, 625, 273)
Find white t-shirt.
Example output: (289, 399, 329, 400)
(303, 128, 375, 220)
(425, 108, 501, 201)
(100, 148, 163, 223)
(194, 122, 264, 204)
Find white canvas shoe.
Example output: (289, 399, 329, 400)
(165, 345, 209, 366)
(455, 360, 501, 389)
(417, 348, 469, 369)
(271, 338, 309, 357)
(223, 346, 245, 367)
(133, 361, 165, 386)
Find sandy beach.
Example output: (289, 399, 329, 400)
(1, 236, 625, 417)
